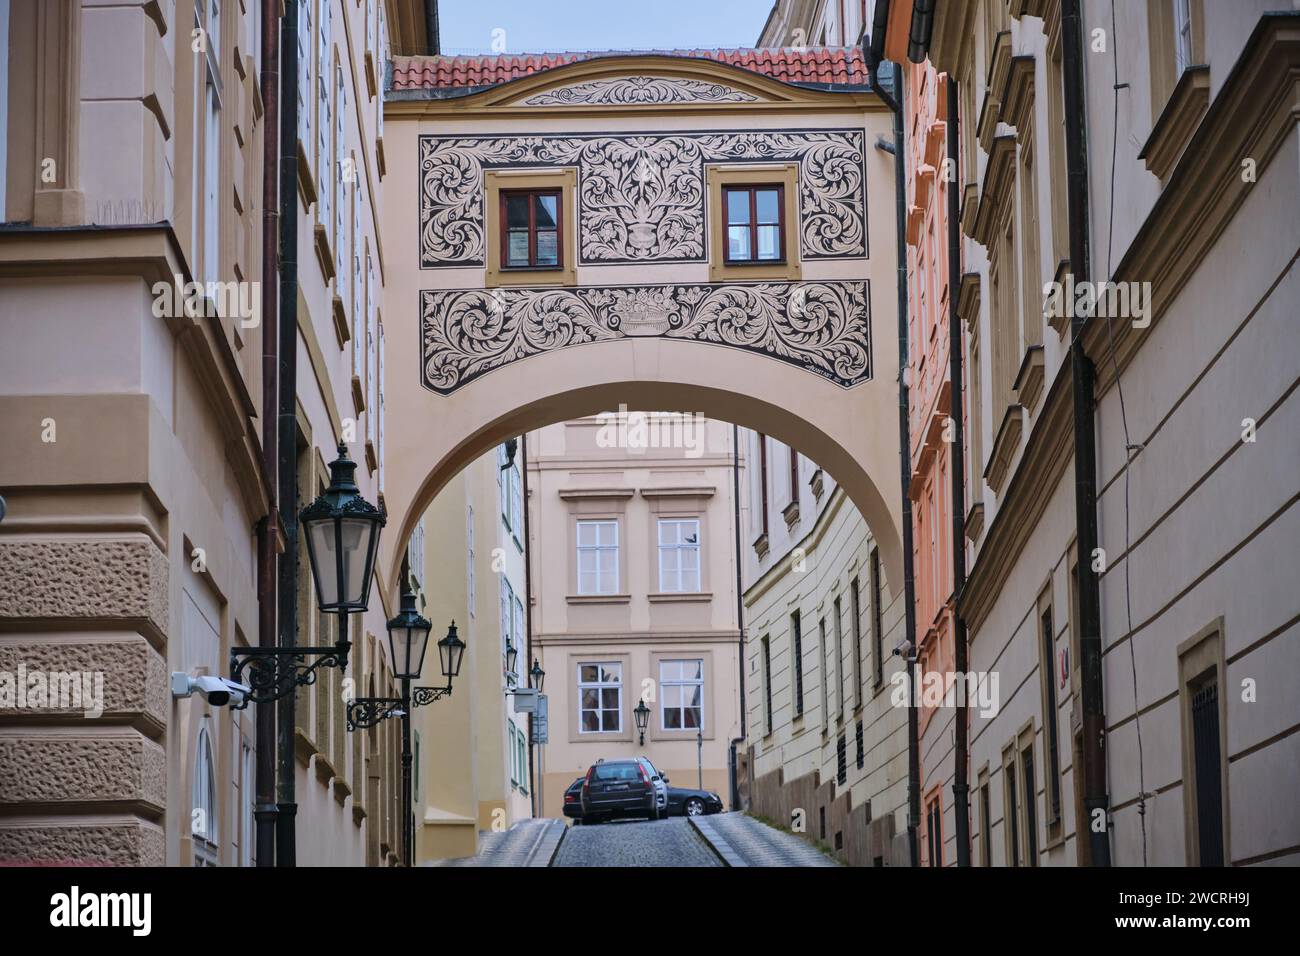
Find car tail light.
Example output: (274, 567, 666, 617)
(583, 766, 595, 793)
(638, 763, 650, 784)
(565, 792, 577, 804)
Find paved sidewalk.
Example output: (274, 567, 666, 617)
(692, 812, 840, 867)
(429, 817, 565, 867)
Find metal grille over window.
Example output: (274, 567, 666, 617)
(855, 719, 865, 769)
(836, 733, 847, 785)
(1192, 679, 1224, 866)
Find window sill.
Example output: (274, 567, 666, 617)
(331, 776, 352, 806)
(983, 405, 1024, 495)
(567, 593, 631, 605)
(331, 295, 349, 350)
(782, 500, 801, 530)
(752, 532, 769, 560)
(293, 728, 317, 769)
(313, 753, 338, 787)
(965, 500, 986, 541)
(1140, 65, 1210, 183)
(1014, 344, 1046, 414)
(648, 591, 712, 603)
(314, 224, 335, 282)
(296, 139, 317, 209)
(351, 374, 365, 416)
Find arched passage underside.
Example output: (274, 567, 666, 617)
(381, 336, 903, 605)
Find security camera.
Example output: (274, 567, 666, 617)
(172, 672, 251, 708)
(893, 639, 914, 659)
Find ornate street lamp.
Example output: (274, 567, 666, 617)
(530, 658, 545, 693)
(634, 699, 651, 746)
(387, 588, 432, 682)
(504, 640, 518, 682)
(437, 621, 467, 684)
(300, 442, 385, 614)
(230, 442, 384, 706)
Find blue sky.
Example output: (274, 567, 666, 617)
(438, 0, 775, 55)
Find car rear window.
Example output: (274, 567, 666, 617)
(592, 763, 640, 781)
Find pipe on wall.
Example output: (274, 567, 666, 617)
(275, 0, 302, 867)
(945, 73, 972, 867)
(1060, 0, 1112, 867)
(254, 0, 282, 868)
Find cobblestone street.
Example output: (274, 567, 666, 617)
(552, 818, 723, 867)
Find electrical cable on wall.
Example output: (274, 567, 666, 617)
(1093, 2, 1149, 867)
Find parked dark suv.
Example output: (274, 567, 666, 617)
(580, 759, 659, 823)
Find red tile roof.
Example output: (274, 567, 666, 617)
(390, 47, 870, 92)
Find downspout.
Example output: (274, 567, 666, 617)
(1061, 0, 1111, 867)
(275, 0, 301, 867)
(254, 0, 281, 868)
(866, 11, 920, 867)
(945, 74, 972, 867)
(521, 434, 537, 817)
(730, 423, 747, 810)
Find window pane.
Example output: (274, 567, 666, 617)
(535, 193, 558, 228)
(599, 549, 616, 574)
(507, 230, 529, 265)
(684, 705, 700, 729)
(506, 194, 529, 228)
(601, 709, 619, 730)
(757, 224, 781, 260)
(664, 705, 682, 729)
(726, 189, 751, 224)
(581, 710, 599, 732)
(578, 570, 596, 593)
(685, 660, 703, 681)
(728, 226, 751, 260)
(602, 664, 620, 682)
(756, 188, 780, 223)
(581, 688, 599, 709)
(578, 522, 596, 546)
(682, 567, 700, 591)
(536, 230, 558, 265)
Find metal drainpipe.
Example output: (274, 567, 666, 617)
(275, 0, 301, 868)
(945, 74, 972, 868)
(520, 434, 538, 817)
(1060, 0, 1111, 867)
(730, 423, 747, 809)
(867, 44, 920, 869)
(254, 0, 281, 868)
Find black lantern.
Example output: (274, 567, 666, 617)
(300, 442, 385, 613)
(504, 640, 518, 678)
(634, 699, 651, 745)
(530, 658, 545, 693)
(386, 588, 432, 681)
(438, 621, 466, 679)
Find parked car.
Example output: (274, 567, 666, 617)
(581, 759, 660, 823)
(562, 777, 586, 823)
(665, 786, 724, 817)
(636, 756, 669, 816)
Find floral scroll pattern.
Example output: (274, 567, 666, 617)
(521, 75, 760, 106)
(421, 280, 870, 394)
(418, 130, 866, 267)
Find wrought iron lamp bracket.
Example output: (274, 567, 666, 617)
(229, 641, 351, 709)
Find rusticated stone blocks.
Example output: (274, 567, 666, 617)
(0, 731, 166, 811)
(0, 819, 166, 866)
(0, 638, 167, 729)
(0, 538, 169, 644)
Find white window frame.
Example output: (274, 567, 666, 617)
(511, 595, 525, 684)
(657, 518, 701, 593)
(576, 519, 619, 595)
(193, 724, 219, 865)
(660, 658, 704, 731)
(239, 738, 254, 867)
(1173, 0, 1193, 75)
(577, 662, 623, 734)
(297, 0, 311, 151)
(500, 576, 514, 666)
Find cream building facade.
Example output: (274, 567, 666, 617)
(0, 0, 429, 865)
(737, 429, 911, 865)
(926, 0, 1300, 867)
(408, 440, 533, 863)
(527, 416, 742, 818)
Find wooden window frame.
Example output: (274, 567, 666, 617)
(485, 169, 576, 286)
(707, 164, 801, 281)
(499, 187, 564, 271)
(1177, 619, 1230, 866)
(721, 183, 787, 265)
